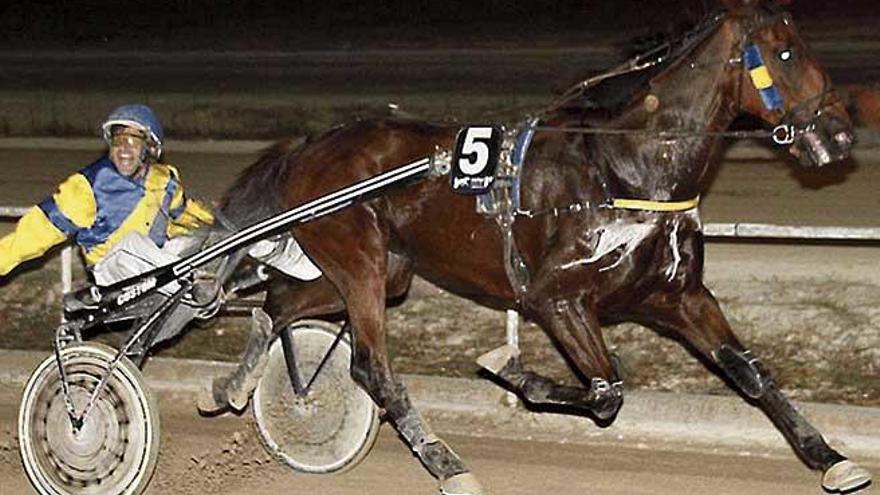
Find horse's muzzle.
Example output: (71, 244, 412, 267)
(789, 114, 854, 168)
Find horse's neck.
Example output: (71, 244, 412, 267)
(594, 26, 739, 201)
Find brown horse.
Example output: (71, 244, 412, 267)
(215, 0, 870, 493)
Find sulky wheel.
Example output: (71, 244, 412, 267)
(253, 320, 380, 474)
(18, 342, 160, 495)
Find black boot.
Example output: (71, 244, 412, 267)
(197, 308, 273, 414)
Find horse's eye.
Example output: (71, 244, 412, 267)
(778, 49, 793, 62)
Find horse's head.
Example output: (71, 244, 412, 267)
(722, 0, 854, 167)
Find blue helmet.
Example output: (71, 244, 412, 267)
(101, 104, 164, 159)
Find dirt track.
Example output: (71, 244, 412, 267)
(2, 139, 879, 226)
(1, 384, 878, 495)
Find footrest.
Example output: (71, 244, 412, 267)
(62, 287, 101, 313)
(476, 344, 519, 375)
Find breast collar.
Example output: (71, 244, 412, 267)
(500, 120, 700, 216)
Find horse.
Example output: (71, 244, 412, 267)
(214, 0, 870, 493)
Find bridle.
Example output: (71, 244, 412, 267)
(496, 7, 845, 217)
(532, 7, 837, 147)
(734, 8, 841, 145)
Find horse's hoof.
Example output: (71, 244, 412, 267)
(440, 472, 485, 495)
(196, 376, 251, 415)
(196, 379, 232, 415)
(822, 460, 872, 493)
(476, 345, 518, 375)
(226, 379, 254, 412)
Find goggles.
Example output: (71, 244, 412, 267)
(110, 131, 147, 148)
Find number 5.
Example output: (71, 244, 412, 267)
(458, 127, 494, 175)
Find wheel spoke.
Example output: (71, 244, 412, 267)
(253, 321, 380, 474)
(19, 343, 160, 495)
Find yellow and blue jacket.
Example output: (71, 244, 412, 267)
(0, 156, 213, 276)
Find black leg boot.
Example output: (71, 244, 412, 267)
(198, 308, 273, 413)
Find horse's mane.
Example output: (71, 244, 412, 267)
(219, 136, 308, 228)
(565, 10, 727, 115)
(570, 0, 790, 117)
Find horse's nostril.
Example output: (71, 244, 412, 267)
(802, 131, 833, 166)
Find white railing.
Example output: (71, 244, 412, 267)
(3, 206, 878, 332)
(703, 223, 880, 240)
(3, 206, 880, 293)
(0, 207, 74, 295)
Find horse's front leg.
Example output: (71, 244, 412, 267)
(640, 283, 872, 493)
(477, 317, 623, 421)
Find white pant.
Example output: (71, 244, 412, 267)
(92, 232, 209, 344)
(92, 232, 196, 293)
(94, 231, 323, 293)
(247, 235, 322, 281)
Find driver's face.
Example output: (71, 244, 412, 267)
(109, 127, 148, 178)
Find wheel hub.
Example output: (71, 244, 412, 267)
(268, 361, 347, 445)
(253, 323, 381, 474)
(40, 376, 129, 485)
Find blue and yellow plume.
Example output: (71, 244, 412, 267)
(744, 44, 783, 111)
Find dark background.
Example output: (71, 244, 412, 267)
(2, 0, 877, 50)
(0, 1, 876, 139)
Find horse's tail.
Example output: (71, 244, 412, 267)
(219, 136, 310, 228)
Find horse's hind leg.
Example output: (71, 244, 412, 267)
(482, 295, 624, 420)
(197, 306, 275, 414)
(197, 275, 344, 414)
(295, 206, 484, 495)
(641, 283, 872, 493)
(198, 253, 413, 414)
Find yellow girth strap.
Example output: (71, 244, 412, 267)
(612, 196, 700, 212)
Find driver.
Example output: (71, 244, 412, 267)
(0, 104, 213, 285)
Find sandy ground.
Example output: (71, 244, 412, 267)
(1, 138, 878, 226)
(1, 385, 878, 495)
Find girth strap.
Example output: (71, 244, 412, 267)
(477, 119, 538, 302)
(611, 196, 700, 212)
(472, 118, 700, 301)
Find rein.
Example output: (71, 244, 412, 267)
(526, 9, 828, 147)
(531, 124, 778, 141)
(541, 11, 728, 117)
(485, 7, 838, 220)
(505, 13, 743, 217)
